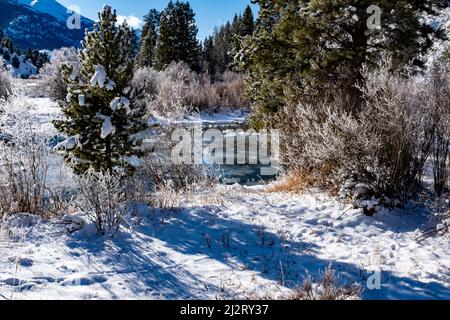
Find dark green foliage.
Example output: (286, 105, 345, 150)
(136, 9, 160, 68)
(11, 56, 19, 68)
(238, 0, 448, 120)
(201, 5, 255, 76)
(154, 1, 200, 71)
(240, 5, 255, 37)
(211, 22, 233, 75)
(26, 49, 49, 70)
(202, 36, 216, 75)
(2, 38, 13, 52)
(54, 6, 147, 175)
(1, 30, 48, 70)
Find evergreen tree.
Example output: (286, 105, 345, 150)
(11, 56, 20, 69)
(154, 0, 200, 71)
(231, 14, 242, 54)
(213, 22, 233, 74)
(238, 0, 448, 117)
(3, 38, 13, 52)
(54, 6, 147, 175)
(136, 9, 160, 68)
(240, 6, 255, 37)
(202, 36, 216, 75)
(25, 48, 33, 61)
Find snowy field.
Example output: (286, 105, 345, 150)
(0, 81, 449, 300)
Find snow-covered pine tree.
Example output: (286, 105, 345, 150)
(54, 5, 146, 175)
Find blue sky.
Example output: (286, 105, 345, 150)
(57, 0, 258, 40)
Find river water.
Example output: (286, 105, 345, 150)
(149, 120, 279, 186)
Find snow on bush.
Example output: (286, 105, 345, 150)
(74, 168, 125, 235)
(0, 98, 73, 218)
(110, 97, 131, 114)
(0, 60, 14, 103)
(275, 58, 450, 208)
(54, 135, 80, 151)
(0, 47, 38, 78)
(90, 64, 107, 88)
(39, 47, 80, 101)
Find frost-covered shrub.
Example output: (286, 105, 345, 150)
(276, 60, 440, 205)
(152, 61, 196, 119)
(0, 96, 74, 218)
(189, 71, 250, 112)
(0, 60, 13, 102)
(132, 66, 159, 99)
(0, 116, 70, 218)
(0, 131, 49, 217)
(39, 47, 79, 101)
(133, 63, 249, 119)
(75, 168, 125, 235)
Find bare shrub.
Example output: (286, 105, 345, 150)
(74, 168, 125, 235)
(0, 63, 14, 103)
(0, 124, 72, 219)
(427, 59, 450, 196)
(275, 59, 437, 204)
(150, 61, 196, 119)
(133, 63, 249, 119)
(38, 47, 80, 101)
(136, 154, 223, 209)
(0, 92, 75, 219)
(189, 71, 250, 112)
(288, 266, 362, 300)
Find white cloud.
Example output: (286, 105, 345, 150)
(116, 15, 143, 29)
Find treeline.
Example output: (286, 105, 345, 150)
(136, 0, 255, 77)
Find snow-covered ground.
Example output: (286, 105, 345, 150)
(0, 186, 449, 300)
(0, 81, 449, 300)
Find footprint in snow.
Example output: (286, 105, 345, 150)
(7, 257, 33, 267)
(62, 275, 108, 286)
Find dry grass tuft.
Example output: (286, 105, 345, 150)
(288, 267, 362, 300)
(267, 169, 315, 194)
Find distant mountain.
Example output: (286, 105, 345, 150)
(15, 0, 92, 25)
(0, 0, 93, 50)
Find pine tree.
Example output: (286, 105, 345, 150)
(3, 38, 13, 52)
(11, 56, 20, 69)
(136, 9, 160, 68)
(54, 6, 147, 175)
(154, 0, 200, 71)
(231, 14, 242, 55)
(208, 22, 233, 75)
(25, 48, 33, 61)
(238, 0, 448, 117)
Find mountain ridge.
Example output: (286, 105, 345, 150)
(1, 0, 93, 50)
